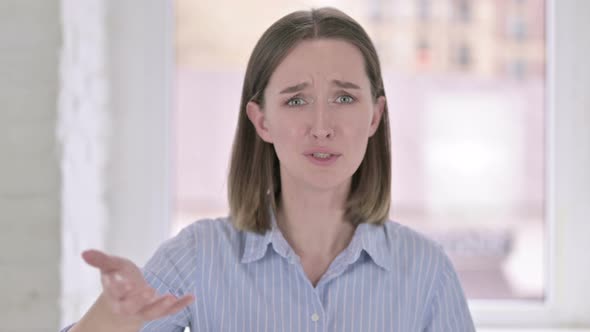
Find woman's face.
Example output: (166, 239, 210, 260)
(247, 38, 385, 192)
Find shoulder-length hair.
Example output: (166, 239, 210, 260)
(228, 7, 391, 234)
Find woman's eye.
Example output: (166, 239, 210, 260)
(335, 95, 355, 104)
(286, 97, 307, 107)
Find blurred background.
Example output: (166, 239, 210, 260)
(1, 0, 589, 331)
(174, 0, 546, 301)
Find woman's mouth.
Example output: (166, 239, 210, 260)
(305, 152, 340, 166)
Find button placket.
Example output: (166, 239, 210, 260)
(309, 288, 327, 330)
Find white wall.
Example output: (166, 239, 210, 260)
(550, 0, 590, 323)
(0, 0, 172, 329)
(58, 0, 174, 326)
(0, 1, 62, 331)
(103, 0, 173, 269)
(58, 0, 109, 325)
(59, 0, 173, 326)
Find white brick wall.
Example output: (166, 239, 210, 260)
(0, 1, 62, 331)
(57, 0, 172, 328)
(58, 0, 109, 326)
(1, 0, 111, 330)
(55, 0, 174, 328)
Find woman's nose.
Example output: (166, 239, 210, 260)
(310, 104, 334, 139)
(311, 127, 334, 139)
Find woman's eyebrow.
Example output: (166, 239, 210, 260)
(332, 80, 360, 89)
(279, 80, 360, 94)
(280, 82, 309, 94)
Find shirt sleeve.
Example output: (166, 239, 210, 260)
(423, 253, 476, 332)
(138, 228, 197, 331)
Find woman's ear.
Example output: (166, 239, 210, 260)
(246, 101, 273, 143)
(369, 96, 386, 137)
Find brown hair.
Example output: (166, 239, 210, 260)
(228, 7, 391, 234)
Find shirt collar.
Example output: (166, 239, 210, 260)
(241, 208, 393, 271)
(241, 207, 292, 264)
(349, 222, 393, 271)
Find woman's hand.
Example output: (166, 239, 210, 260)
(82, 249, 195, 325)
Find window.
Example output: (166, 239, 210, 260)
(455, 0, 472, 23)
(173, 0, 546, 302)
(168, 0, 590, 327)
(417, 0, 431, 21)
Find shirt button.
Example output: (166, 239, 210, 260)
(311, 313, 320, 322)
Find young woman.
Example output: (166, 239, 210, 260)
(63, 7, 475, 332)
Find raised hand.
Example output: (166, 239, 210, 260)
(81, 249, 194, 325)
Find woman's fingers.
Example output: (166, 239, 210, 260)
(82, 250, 126, 273)
(82, 250, 146, 301)
(138, 294, 195, 321)
(164, 295, 195, 316)
(116, 287, 157, 315)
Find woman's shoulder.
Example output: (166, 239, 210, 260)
(145, 217, 237, 262)
(181, 216, 238, 236)
(383, 221, 473, 328)
(381, 220, 454, 272)
(144, 216, 240, 274)
(161, 216, 241, 252)
(383, 220, 441, 249)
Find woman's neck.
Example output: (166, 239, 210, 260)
(275, 179, 356, 259)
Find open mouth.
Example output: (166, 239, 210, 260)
(305, 152, 340, 165)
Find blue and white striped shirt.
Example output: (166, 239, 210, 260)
(134, 214, 475, 331)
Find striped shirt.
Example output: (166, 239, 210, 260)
(62, 214, 475, 332)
